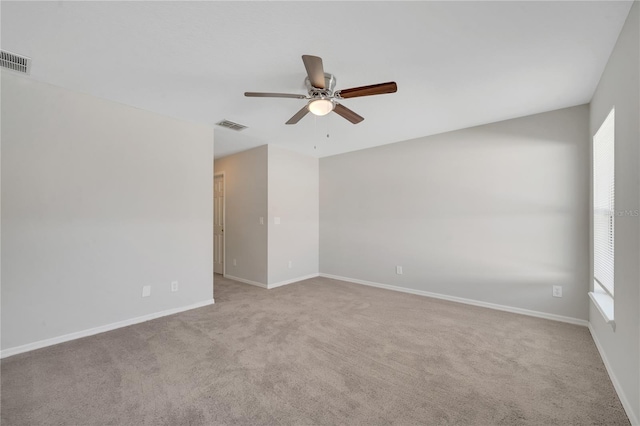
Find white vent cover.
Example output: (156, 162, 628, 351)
(216, 119, 247, 131)
(0, 51, 31, 74)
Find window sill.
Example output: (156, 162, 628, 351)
(589, 291, 615, 331)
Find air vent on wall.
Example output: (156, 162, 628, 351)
(0, 51, 31, 75)
(215, 119, 247, 131)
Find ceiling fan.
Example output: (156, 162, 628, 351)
(245, 55, 397, 125)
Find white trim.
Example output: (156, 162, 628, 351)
(0, 299, 215, 359)
(319, 273, 588, 327)
(223, 274, 267, 288)
(588, 324, 639, 426)
(213, 171, 226, 276)
(268, 273, 320, 289)
(588, 291, 615, 330)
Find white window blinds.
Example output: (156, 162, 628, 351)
(593, 109, 615, 296)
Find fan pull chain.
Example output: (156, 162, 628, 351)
(313, 114, 318, 150)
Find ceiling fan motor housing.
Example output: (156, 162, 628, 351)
(305, 72, 337, 99)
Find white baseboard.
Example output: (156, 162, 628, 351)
(0, 299, 215, 360)
(588, 324, 639, 426)
(223, 274, 267, 288)
(268, 273, 320, 289)
(224, 273, 320, 289)
(319, 273, 588, 327)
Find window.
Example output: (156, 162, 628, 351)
(590, 108, 615, 326)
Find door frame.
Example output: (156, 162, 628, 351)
(214, 171, 226, 276)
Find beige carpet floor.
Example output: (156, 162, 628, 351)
(1, 276, 629, 425)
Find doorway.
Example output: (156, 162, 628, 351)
(214, 173, 225, 275)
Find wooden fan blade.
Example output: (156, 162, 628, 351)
(337, 82, 397, 99)
(302, 55, 325, 89)
(333, 103, 364, 124)
(286, 106, 310, 125)
(245, 92, 307, 99)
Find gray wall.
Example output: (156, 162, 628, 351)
(320, 105, 590, 321)
(588, 2, 639, 423)
(267, 145, 319, 286)
(214, 145, 268, 285)
(1, 71, 214, 351)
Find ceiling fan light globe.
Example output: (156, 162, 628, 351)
(308, 99, 334, 116)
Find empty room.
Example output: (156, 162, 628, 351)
(1, 1, 639, 425)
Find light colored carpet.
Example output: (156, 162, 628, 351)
(1, 276, 629, 425)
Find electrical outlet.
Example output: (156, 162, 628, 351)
(259, 217, 264, 225)
(142, 285, 151, 297)
(288, 260, 293, 269)
(171, 281, 179, 292)
(552, 285, 562, 298)
(233, 259, 237, 266)
(396, 266, 403, 275)
(274, 217, 281, 225)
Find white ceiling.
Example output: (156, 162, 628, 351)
(1, 1, 633, 159)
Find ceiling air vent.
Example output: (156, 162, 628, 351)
(216, 119, 247, 131)
(0, 51, 31, 75)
